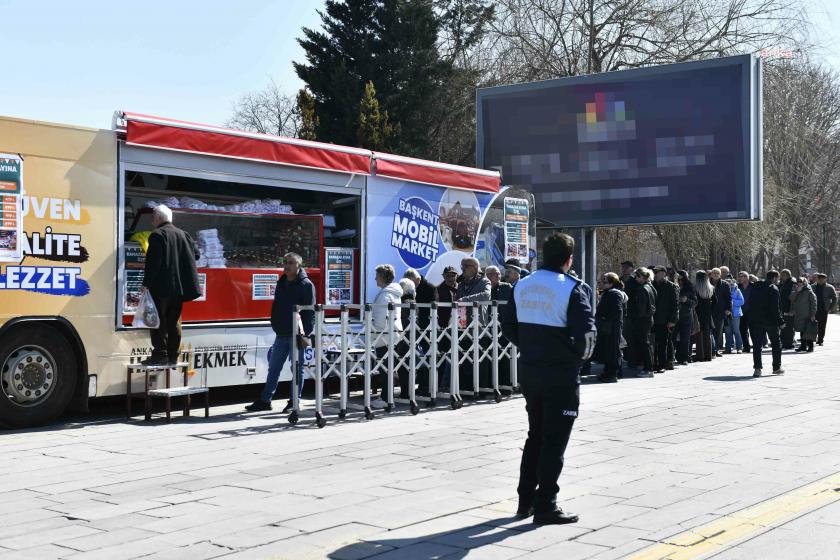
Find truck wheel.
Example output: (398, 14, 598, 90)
(0, 325, 77, 428)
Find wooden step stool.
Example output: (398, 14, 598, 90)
(126, 362, 209, 422)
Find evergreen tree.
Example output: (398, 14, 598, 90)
(357, 81, 396, 150)
(295, 0, 451, 158)
(296, 88, 319, 141)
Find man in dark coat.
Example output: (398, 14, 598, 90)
(748, 270, 784, 377)
(619, 261, 638, 366)
(778, 269, 795, 349)
(487, 265, 514, 389)
(710, 268, 732, 356)
(403, 268, 436, 330)
(246, 252, 315, 412)
(628, 268, 657, 376)
(405, 268, 436, 396)
(436, 266, 459, 329)
(813, 273, 837, 346)
(433, 266, 459, 393)
(652, 266, 679, 371)
(141, 205, 200, 366)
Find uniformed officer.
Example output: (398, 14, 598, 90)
(501, 233, 596, 525)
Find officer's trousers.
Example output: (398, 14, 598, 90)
(518, 368, 579, 514)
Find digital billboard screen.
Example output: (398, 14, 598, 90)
(477, 55, 762, 227)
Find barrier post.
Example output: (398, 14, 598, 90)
(386, 303, 395, 412)
(339, 305, 348, 419)
(313, 305, 326, 428)
(472, 302, 480, 398)
(408, 303, 418, 414)
(429, 303, 439, 407)
(511, 343, 519, 391)
(363, 304, 374, 420)
(491, 302, 501, 401)
(288, 306, 301, 425)
(449, 303, 462, 409)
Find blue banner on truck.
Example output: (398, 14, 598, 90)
(365, 177, 535, 302)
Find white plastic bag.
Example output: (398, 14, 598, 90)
(132, 291, 161, 329)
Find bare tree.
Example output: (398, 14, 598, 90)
(471, 0, 824, 275)
(762, 59, 840, 274)
(484, 0, 810, 83)
(227, 79, 302, 137)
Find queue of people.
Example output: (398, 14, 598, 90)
(591, 263, 837, 382)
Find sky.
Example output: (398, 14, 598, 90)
(1, 0, 839, 131)
(1, 1, 327, 129)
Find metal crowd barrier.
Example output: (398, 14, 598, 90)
(288, 301, 519, 428)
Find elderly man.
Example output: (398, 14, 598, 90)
(486, 265, 513, 303)
(141, 205, 200, 366)
(505, 258, 529, 285)
(457, 257, 491, 393)
(403, 268, 436, 330)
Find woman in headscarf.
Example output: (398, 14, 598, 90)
(675, 270, 697, 365)
(595, 272, 625, 383)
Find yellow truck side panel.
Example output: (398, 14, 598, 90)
(0, 116, 118, 386)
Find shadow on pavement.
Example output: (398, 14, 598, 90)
(327, 516, 538, 559)
(1, 386, 523, 437)
(703, 375, 758, 382)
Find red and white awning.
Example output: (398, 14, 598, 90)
(119, 112, 373, 176)
(373, 152, 499, 193)
(116, 111, 500, 193)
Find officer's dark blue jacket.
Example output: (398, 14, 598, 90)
(501, 267, 595, 384)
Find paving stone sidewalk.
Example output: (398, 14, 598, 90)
(1, 318, 839, 559)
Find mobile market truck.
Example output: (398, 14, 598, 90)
(0, 112, 535, 428)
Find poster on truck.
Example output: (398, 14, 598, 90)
(365, 176, 535, 302)
(503, 197, 529, 263)
(0, 153, 23, 262)
(325, 247, 354, 305)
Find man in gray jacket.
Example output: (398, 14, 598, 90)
(457, 257, 491, 393)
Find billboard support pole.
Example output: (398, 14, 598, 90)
(585, 228, 597, 309)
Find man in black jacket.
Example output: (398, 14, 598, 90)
(710, 268, 732, 356)
(629, 268, 657, 377)
(141, 205, 200, 366)
(405, 268, 436, 396)
(501, 233, 595, 525)
(778, 269, 795, 349)
(652, 266, 679, 371)
(748, 270, 784, 377)
(246, 252, 315, 412)
(403, 268, 436, 330)
(814, 273, 838, 345)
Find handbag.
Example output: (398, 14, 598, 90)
(803, 319, 819, 342)
(691, 309, 701, 336)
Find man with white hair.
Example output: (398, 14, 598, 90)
(141, 205, 200, 366)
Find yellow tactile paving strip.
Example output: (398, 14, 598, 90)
(626, 472, 840, 560)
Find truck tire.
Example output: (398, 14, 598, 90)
(0, 325, 77, 428)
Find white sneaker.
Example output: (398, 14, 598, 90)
(753, 368, 762, 377)
(638, 370, 654, 378)
(371, 398, 388, 409)
(772, 368, 785, 375)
